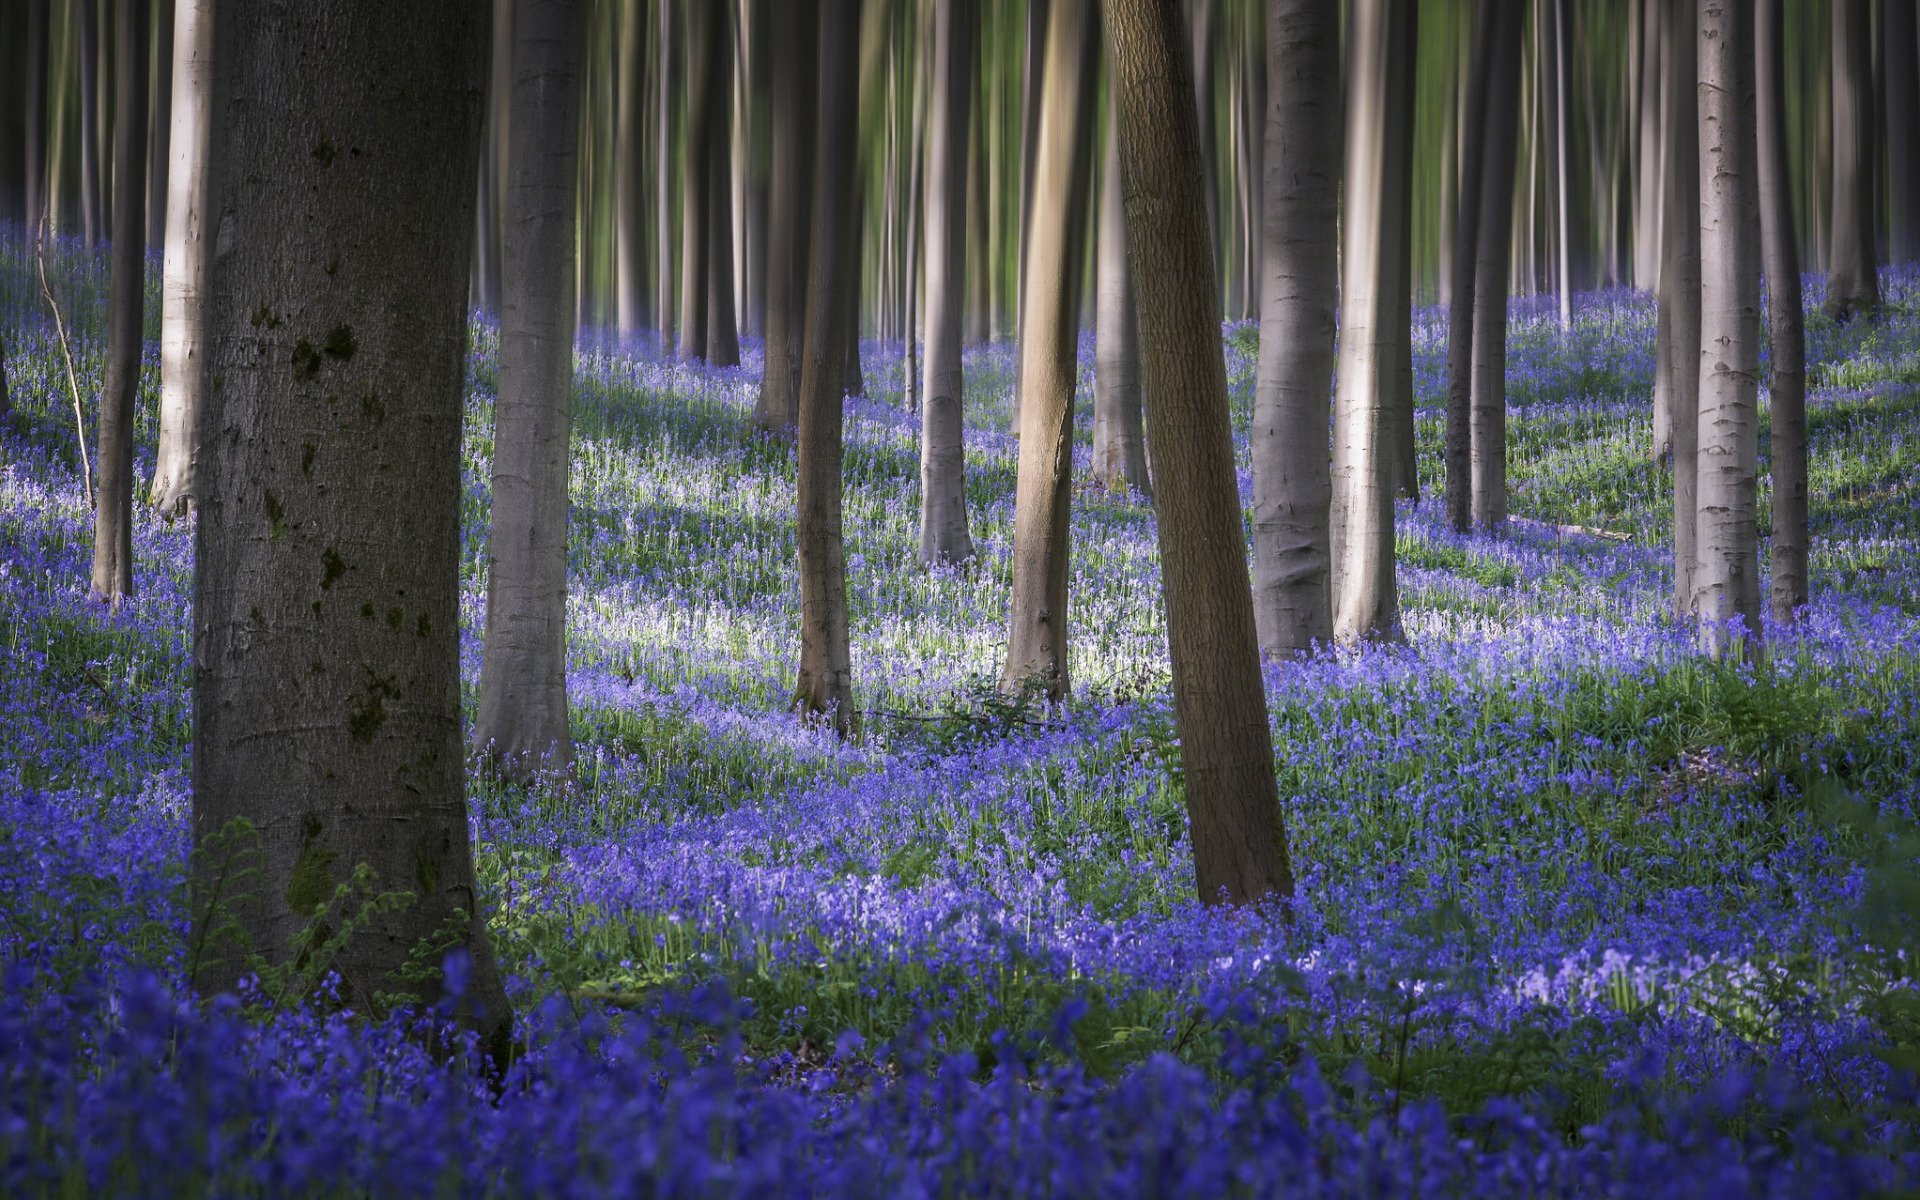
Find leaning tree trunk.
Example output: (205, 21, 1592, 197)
(1887, 0, 1920, 266)
(90, 0, 147, 608)
(1757, 0, 1806, 625)
(1330, 0, 1410, 644)
(753, 0, 817, 432)
(677, 0, 718, 360)
(1469, 0, 1523, 532)
(792, 0, 863, 737)
(1695, 0, 1762, 659)
(918, 0, 979, 564)
(1105, 0, 1294, 908)
(473, 0, 583, 783)
(193, 0, 512, 1052)
(1445, 0, 1498, 534)
(77, 0, 101, 245)
(150, 0, 215, 517)
(1092, 92, 1151, 497)
(1250, 0, 1338, 657)
(1658, 0, 1703, 617)
(1827, 0, 1880, 322)
(1002, 0, 1098, 701)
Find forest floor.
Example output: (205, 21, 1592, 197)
(3, 238, 1919, 1195)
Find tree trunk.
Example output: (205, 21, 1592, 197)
(1002, 0, 1097, 701)
(1330, 0, 1409, 643)
(1695, 0, 1762, 658)
(147, 0, 175, 253)
(966, 82, 992, 344)
(705, 3, 741, 369)
(792, 0, 862, 737)
(1250, 0, 1337, 656)
(743, 0, 771, 340)
(77, 0, 101, 245)
(24, 0, 49, 234)
(1105, 0, 1294, 909)
(194, 0, 510, 1050)
(678, 0, 717, 359)
(1658, 0, 1702, 617)
(90, 0, 147, 608)
(1469, 0, 1523, 531)
(150, 0, 215, 517)
(1013, 0, 1053, 431)
(753, 3, 816, 431)
(1757, 0, 1806, 626)
(1887, 0, 1920, 264)
(1190, 0, 1220, 287)
(474, 0, 582, 782)
(614, 0, 648, 337)
(1632, 0, 1664, 291)
(1828, 0, 1881, 321)
(1093, 92, 1151, 497)
(844, 185, 866, 397)
(919, 0, 979, 564)
(1385, 0, 1418, 501)
(654, 0, 675, 346)
(1445, 0, 1497, 534)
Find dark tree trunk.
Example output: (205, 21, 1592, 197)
(77, 0, 101, 244)
(1093, 85, 1151, 498)
(1757, 0, 1806, 625)
(1003, 0, 1097, 701)
(1827, 0, 1880, 321)
(615, 0, 648, 336)
(193, 0, 511, 1051)
(90, 0, 147, 608)
(1385, 0, 1418, 501)
(1250, 0, 1338, 656)
(966, 81, 992, 345)
(24, 0, 49, 234)
(474, 0, 583, 782)
(148, 0, 175, 253)
(1445, 0, 1499, 534)
(655, 0, 676, 345)
(753, 0, 817, 431)
(1887, 0, 1920, 264)
(843, 186, 866, 397)
(743, 0, 771, 339)
(919, 0, 979, 564)
(1657, 0, 1702, 617)
(1105, 0, 1294, 909)
(678, 0, 718, 360)
(1469, 0, 1523, 531)
(792, 0, 862, 737)
(705, 1, 740, 369)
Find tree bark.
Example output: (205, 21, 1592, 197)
(843, 186, 866, 396)
(743, 0, 771, 340)
(1385, 0, 1418, 501)
(1695, 0, 1762, 658)
(1092, 91, 1151, 497)
(1105, 0, 1294, 908)
(678, 0, 717, 359)
(90, 0, 147, 608)
(614, 0, 648, 337)
(194, 0, 511, 1050)
(654, 0, 676, 346)
(1330, 0, 1410, 643)
(150, 0, 215, 517)
(1250, 0, 1337, 656)
(474, 0, 582, 782)
(753, 1, 816, 432)
(792, 0, 862, 737)
(966, 81, 993, 345)
(1002, 0, 1097, 700)
(1827, 0, 1881, 321)
(1632, 0, 1664, 291)
(77, 0, 101, 245)
(705, 2, 741, 369)
(1757, 0, 1806, 626)
(919, 0, 979, 564)
(1887, 0, 1920, 264)
(1445, 0, 1497, 534)
(24, 0, 49, 235)
(1469, 0, 1523, 531)
(148, 0, 176, 253)
(1658, 0, 1702, 617)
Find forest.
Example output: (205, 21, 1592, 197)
(1, 0, 1918, 1194)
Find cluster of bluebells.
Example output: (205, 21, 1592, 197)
(1, 233, 1918, 1193)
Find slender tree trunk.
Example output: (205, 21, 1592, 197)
(1105, 0, 1293, 908)
(90, 0, 146, 608)
(919, 0, 979, 564)
(966, 80, 992, 344)
(743, 0, 771, 339)
(1552, 0, 1572, 327)
(792, 0, 862, 737)
(1385, 1, 1418, 501)
(148, 0, 175, 253)
(678, 0, 717, 359)
(150, 0, 214, 517)
(0, 5, 21, 228)
(1093, 92, 1151, 496)
(1013, 0, 1053, 430)
(1445, 0, 1497, 534)
(76, 0, 100, 245)
(194, 0, 512, 1051)
(1632, 0, 1664, 290)
(1003, 0, 1097, 700)
(1886, 0, 1920, 264)
(1469, 0, 1523, 531)
(474, 0, 582, 782)
(1250, 0, 1337, 656)
(1757, 0, 1807, 625)
(843, 186, 867, 396)
(753, 0, 816, 431)
(1659, 0, 1703, 616)
(615, 0, 648, 336)
(706, 2, 741, 369)
(474, 0, 511, 315)
(24, 0, 49, 234)
(1828, 0, 1881, 321)
(1695, 0, 1762, 658)
(654, 0, 675, 347)
(1190, 0, 1220, 285)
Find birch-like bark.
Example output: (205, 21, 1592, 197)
(474, 0, 582, 781)
(91, 0, 147, 607)
(1250, 0, 1337, 656)
(1658, 0, 1702, 616)
(1757, 0, 1806, 625)
(193, 0, 512, 1052)
(1093, 94, 1151, 497)
(1470, 0, 1523, 531)
(1003, 0, 1097, 700)
(1695, 0, 1762, 659)
(918, 0, 979, 564)
(150, 0, 215, 517)
(1827, 0, 1880, 322)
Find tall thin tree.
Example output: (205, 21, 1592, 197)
(76, 0, 101, 245)
(193, 0, 512, 1049)
(1886, 0, 1920, 266)
(1003, 0, 1098, 700)
(1105, 0, 1294, 908)
(1092, 86, 1151, 497)
(1250, 0, 1339, 656)
(150, 0, 215, 517)
(1827, 0, 1879, 322)
(1445, 0, 1497, 534)
(677, 0, 718, 360)
(1657, 0, 1702, 616)
(614, 0, 648, 337)
(1468, 0, 1523, 532)
(705, 2, 741, 368)
(753, 2, 818, 432)
(23, 0, 49, 236)
(474, 0, 583, 781)
(1757, 0, 1806, 625)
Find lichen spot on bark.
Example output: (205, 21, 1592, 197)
(292, 339, 322, 379)
(417, 613, 432, 638)
(385, 607, 403, 631)
(347, 684, 391, 743)
(301, 444, 317, 475)
(264, 490, 286, 538)
(414, 841, 441, 896)
(360, 391, 386, 426)
(321, 546, 346, 589)
(322, 326, 356, 363)
(312, 138, 339, 167)
(286, 815, 336, 916)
